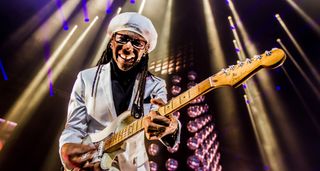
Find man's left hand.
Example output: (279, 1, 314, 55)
(142, 98, 178, 140)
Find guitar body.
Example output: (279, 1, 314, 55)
(82, 111, 137, 169)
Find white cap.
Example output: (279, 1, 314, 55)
(107, 12, 158, 53)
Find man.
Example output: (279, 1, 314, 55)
(59, 12, 180, 171)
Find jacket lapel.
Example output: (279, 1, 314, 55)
(100, 63, 117, 119)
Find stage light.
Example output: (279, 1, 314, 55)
(187, 155, 200, 169)
(4, 25, 78, 125)
(167, 143, 179, 153)
(187, 71, 197, 81)
(228, 16, 245, 60)
(190, 96, 205, 104)
(148, 143, 160, 156)
(138, 0, 146, 14)
(284, 0, 320, 36)
(82, 0, 89, 22)
(43, 42, 54, 96)
(203, 0, 226, 69)
(275, 14, 320, 84)
(63, 25, 69, 31)
(187, 137, 200, 150)
(106, 0, 112, 14)
(165, 158, 178, 171)
(149, 161, 158, 171)
(56, 0, 70, 31)
(277, 38, 320, 100)
(227, 2, 290, 170)
(171, 75, 182, 84)
(117, 7, 122, 15)
(171, 85, 181, 96)
(35, 0, 79, 42)
(0, 58, 8, 80)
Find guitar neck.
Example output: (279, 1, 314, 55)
(158, 78, 215, 116)
(104, 119, 144, 151)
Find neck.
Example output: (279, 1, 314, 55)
(110, 59, 141, 80)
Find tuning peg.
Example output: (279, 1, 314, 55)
(253, 55, 262, 60)
(237, 60, 244, 67)
(245, 58, 252, 63)
(265, 50, 272, 56)
(221, 68, 230, 75)
(229, 65, 235, 70)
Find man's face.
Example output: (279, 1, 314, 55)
(110, 30, 148, 71)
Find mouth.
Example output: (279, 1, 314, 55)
(117, 54, 135, 63)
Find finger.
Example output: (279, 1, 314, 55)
(147, 122, 166, 132)
(82, 161, 95, 168)
(70, 151, 94, 165)
(151, 116, 171, 126)
(93, 163, 102, 171)
(72, 168, 81, 171)
(150, 98, 166, 106)
(146, 131, 160, 140)
(70, 144, 96, 155)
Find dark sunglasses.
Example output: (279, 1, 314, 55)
(114, 33, 147, 50)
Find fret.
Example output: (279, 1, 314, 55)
(124, 128, 127, 138)
(134, 120, 138, 132)
(172, 98, 180, 112)
(188, 86, 198, 100)
(114, 132, 118, 144)
(198, 79, 211, 94)
(118, 130, 123, 140)
(165, 101, 173, 114)
(179, 91, 189, 105)
(158, 106, 165, 116)
(139, 119, 143, 130)
(137, 119, 141, 130)
(123, 127, 127, 138)
(128, 125, 133, 134)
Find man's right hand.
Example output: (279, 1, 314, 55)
(61, 143, 97, 171)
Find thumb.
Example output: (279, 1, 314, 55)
(150, 98, 166, 106)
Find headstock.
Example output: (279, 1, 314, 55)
(211, 48, 286, 88)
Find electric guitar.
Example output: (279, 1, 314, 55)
(79, 48, 286, 170)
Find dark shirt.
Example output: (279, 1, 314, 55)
(110, 59, 140, 115)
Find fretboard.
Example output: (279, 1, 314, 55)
(158, 78, 215, 116)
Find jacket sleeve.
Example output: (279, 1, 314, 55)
(150, 78, 181, 148)
(59, 72, 89, 162)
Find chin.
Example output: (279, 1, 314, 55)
(119, 65, 133, 71)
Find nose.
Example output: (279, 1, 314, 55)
(122, 41, 134, 54)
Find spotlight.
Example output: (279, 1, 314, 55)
(165, 158, 178, 171)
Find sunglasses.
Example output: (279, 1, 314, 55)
(114, 33, 147, 50)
